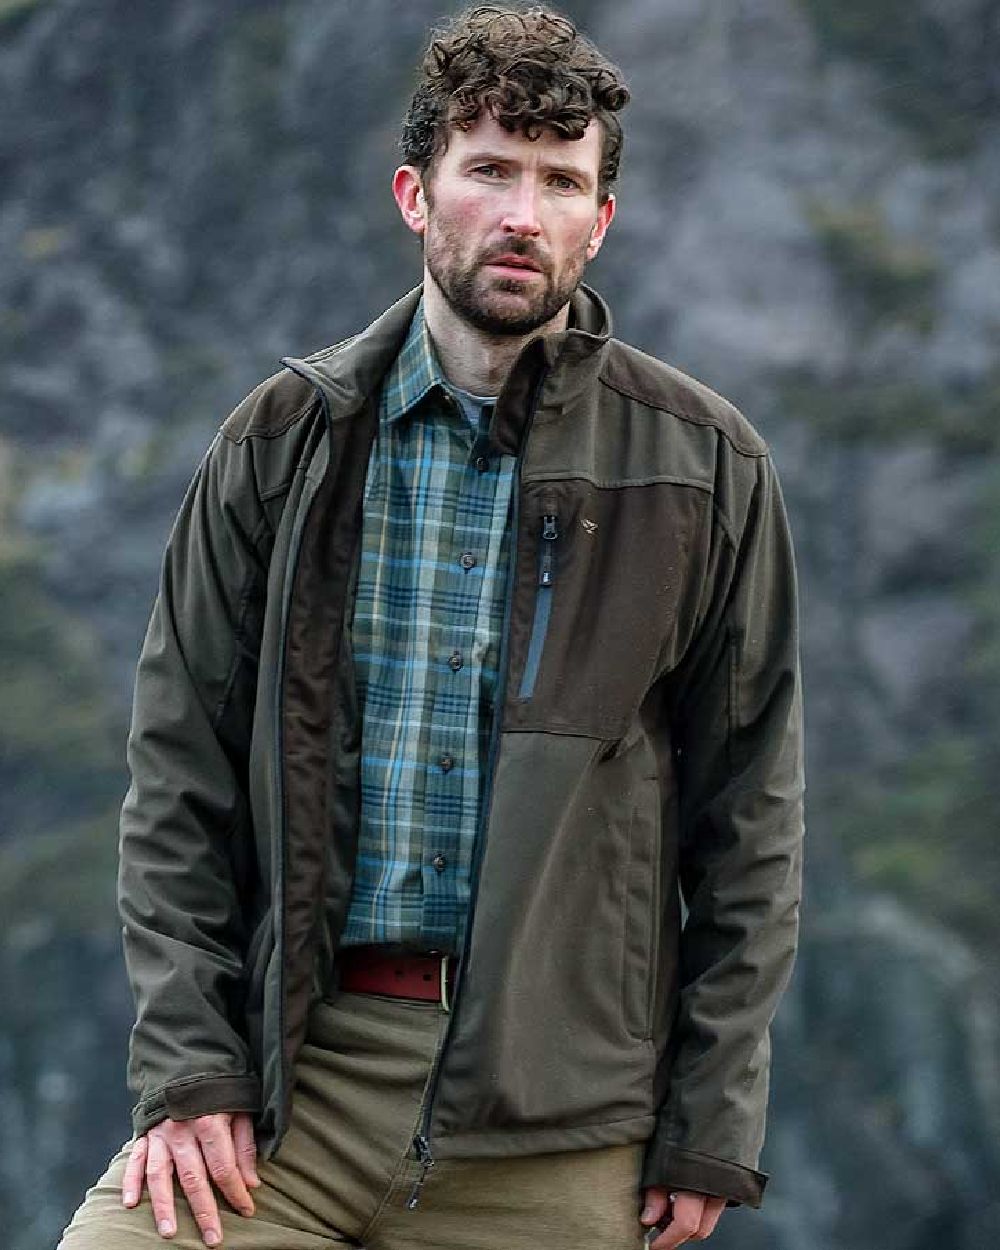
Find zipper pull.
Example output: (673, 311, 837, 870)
(407, 1134, 435, 1210)
(539, 513, 559, 587)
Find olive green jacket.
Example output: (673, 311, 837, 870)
(119, 284, 804, 1208)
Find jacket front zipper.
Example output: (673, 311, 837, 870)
(406, 367, 550, 1208)
(517, 509, 559, 700)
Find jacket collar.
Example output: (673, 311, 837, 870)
(380, 299, 453, 426)
(280, 287, 424, 424)
(280, 282, 612, 453)
(490, 282, 612, 455)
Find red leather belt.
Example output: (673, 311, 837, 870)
(337, 947, 456, 1010)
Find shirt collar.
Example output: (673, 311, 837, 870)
(381, 299, 451, 425)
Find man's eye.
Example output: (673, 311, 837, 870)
(552, 175, 580, 191)
(472, 164, 501, 177)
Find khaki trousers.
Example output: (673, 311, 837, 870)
(58, 991, 648, 1249)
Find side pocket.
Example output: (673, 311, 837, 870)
(517, 510, 559, 699)
(621, 788, 659, 1041)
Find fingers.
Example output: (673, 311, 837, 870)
(142, 1114, 257, 1247)
(646, 1191, 722, 1248)
(193, 1116, 255, 1220)
(695, 1196, 726, 1240)
(171, 1129, 224, 1246)
(231, 1113, 261, 1190)
(145, 1130, 179, 1239)
(122, 1134, 148, 1208)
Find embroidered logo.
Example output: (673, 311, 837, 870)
(580, 517, 598, 534)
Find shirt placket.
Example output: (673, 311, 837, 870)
(420, 400, 502, 949)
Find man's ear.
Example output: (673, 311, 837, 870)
(586, 192, 616, 261)
(393, 166, 427, 236)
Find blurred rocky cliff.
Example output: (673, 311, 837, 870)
(2, 1, 999, 1247)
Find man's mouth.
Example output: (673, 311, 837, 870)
(484, 253, 544, 275)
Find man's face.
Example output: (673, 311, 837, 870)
(398, 113, 615, 336)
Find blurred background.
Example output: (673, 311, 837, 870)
(2, 0, 999, 1247)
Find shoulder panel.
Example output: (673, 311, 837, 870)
(220, 367, 321, 444)
(600, 340, 767, 457)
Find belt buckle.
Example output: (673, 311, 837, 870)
(439, 954, 452, 1013)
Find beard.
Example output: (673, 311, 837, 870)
(423, 217, 589, 337)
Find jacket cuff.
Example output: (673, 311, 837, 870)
(641, 1143, 768, 1209)
(131, 1074, 262, 1136)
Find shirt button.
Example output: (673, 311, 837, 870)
(432, 854, 447, 873)
(439, 754, 455, 773)
(459, 551, 477, 571)
(448, 650, 463, 672)
(474, 455, 490, 473)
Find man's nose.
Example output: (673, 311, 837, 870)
(499, 180, 542, 235)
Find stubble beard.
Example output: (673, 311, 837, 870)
(424, 217, 588, 337)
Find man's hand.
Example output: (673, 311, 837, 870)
(640, 1187, 726, 1247)
(121, 1111, 260, 1246)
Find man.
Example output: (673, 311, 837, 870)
(59, 6, 803, 1249)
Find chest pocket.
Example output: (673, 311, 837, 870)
(504, 477, 707, 739)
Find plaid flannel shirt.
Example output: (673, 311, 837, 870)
(340, 302, 516, 951)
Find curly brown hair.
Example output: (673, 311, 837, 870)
(400, 5, 630, 203)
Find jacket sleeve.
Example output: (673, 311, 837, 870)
(642, 448, 805, 1208)
(119, 430, 271, 1136)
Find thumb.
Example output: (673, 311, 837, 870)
(640, 1186, 673, 1226)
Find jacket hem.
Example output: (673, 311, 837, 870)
(431, 1112, 657, 1160)
(641, 1144, 768, 1209)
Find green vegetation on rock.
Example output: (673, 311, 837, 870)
(0, 549, 121, 805)
(831, 734, 1000, 950)
(220, 10, 291, 148)
(784, 346, 1000, 949)
(806, 201, 939, 332)
(779, 371, 1000, 452)
(0, 451, 126, 930)
(0, 808, 121, 936)
(799, 0, 1000, 158)
(0, 0, 47, 28)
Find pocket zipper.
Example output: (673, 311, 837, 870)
(517, 510, 559, 699)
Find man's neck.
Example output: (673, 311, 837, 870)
(422, 272, 569, 396)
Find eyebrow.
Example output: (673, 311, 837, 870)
(461, 151, 594, 187)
